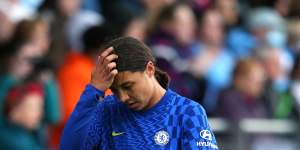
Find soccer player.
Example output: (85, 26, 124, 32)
(60, 37, 218, 149)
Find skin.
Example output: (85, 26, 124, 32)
(235, 64, 266, 97)
(90, 47, 166, 111)
(173, 5, 196, 45)
(9, 93, 44, 130)
(200, 10, 224, 47)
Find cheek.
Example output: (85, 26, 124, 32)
(131, 85, 151, 102)
(21, 103, 43, 123)
(131, 88, 147, 101)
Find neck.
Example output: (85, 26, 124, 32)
(147, 80, 166, 109)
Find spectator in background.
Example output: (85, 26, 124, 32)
(0, 0, 35, 23)
(123, 15, 147, 42)
(255, 47, 297, 119)
(0, 14, 48, 74)
(65, 10, 103, 52)
(0, 42, 36, 119)
(15, 17, 50, 58)
(0, 18, 60, 149)
(51, 25, 112, 148)
(142, 0, 176, 16)
(0, 11, 16, 46)
(249, 8, 294, 83)
(217, 58, 267, 122)
(190, 9, 236, 114)
(38, 0, 71, 61)
(0, 81, 46, 150)
(148, 2, 205, 101)
(142, 0, 176, 29)
(226, 6, 293, 60)
(289, 0, 300, 17)
(215, 0, 240, 30)
(249, 0, 291, 17)
(287, 19, 300, 56)
(288, 55, 300, 117)
(101, 0, 148, 41)
(39, 0, 102, 67)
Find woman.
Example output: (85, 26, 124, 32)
(60, 37, 218, 150)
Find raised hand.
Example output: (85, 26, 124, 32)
(90, 47, 118, 91)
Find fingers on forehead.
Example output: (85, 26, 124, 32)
(101, 47, 114, 57)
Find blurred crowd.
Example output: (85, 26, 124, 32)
(0, 0, 300, 149)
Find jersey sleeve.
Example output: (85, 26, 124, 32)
(182, 104, 219, 150)
(60, 84, 110, 150)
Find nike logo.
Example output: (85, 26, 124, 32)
(112, 131, 125, 136)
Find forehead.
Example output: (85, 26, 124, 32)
(113, 71, 144, 86)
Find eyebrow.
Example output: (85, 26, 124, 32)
(120, 81, 134, 87)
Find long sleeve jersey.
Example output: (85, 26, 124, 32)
(60, 84, 218, 150)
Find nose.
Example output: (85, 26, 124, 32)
(119, 91, 130, 103)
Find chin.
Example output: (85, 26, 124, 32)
(132, 106, 143, 111)
(133, 104, 147, 111)
(25, 123, 39, 130)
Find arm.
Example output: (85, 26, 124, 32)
(182, 104, 219, 150)
(60, 47, 118, 150)
(60, 84, 106, 150)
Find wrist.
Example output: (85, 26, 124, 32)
(87, 84, 105, 96)
(89, 82, 108, 91)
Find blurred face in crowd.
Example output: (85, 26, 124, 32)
(200, 10, 224, 47)
(58, 0, 82, 17)
(246, 64, 266, 97)
(8, 20, 49, 79)
(33, 22, 49, 56)
(0, 11, 15, 43)
(111, 62, 157, 111)
(172, 4, 196, 45)
(9, 92, 44, 130)
(216, 0, 238, 26)
(9, 44, 35, 79)
(262, 48, 282, 80)
(234, 59, 266, 97)
(143, 0, 175, 12)
(274, 0, 291, 16)
(28, 21, 50, 57)
(124, 18, 147, 42)
(251, 27, 268, 43)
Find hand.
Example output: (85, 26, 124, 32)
(90, 47, 118, 91)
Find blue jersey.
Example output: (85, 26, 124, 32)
(60, 84, 218, 150)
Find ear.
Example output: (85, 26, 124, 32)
(145, 61, 155, 77)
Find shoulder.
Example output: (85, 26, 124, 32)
(170, 90, 207, 117)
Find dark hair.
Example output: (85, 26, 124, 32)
(0, 18, 47, 73)
(105, 37, 170, 89)
(2, 18, 46, 57)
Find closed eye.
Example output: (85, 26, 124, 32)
(121, 82, 134, 91)
(123, 85, 132, 90)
